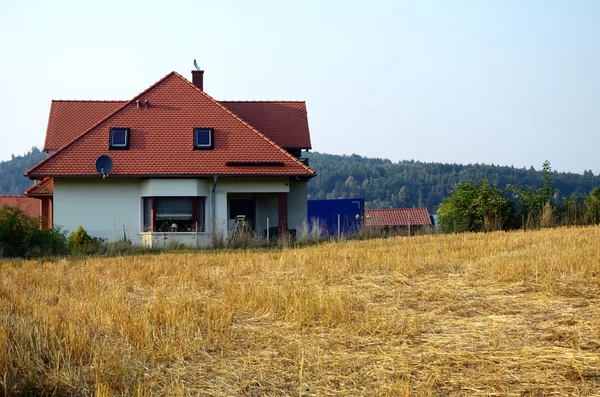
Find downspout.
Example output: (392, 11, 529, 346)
(212, 175, 218, 235)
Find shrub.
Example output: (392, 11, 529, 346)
(69, 226, 102, 254)
(0, 204, 68, 258)
(98, 238, 159, 256)
(0, 204, 38, 257)
(28, 226, 69, 257)
(69, 225, 92, 249)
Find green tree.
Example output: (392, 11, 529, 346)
(438, 181, 480, 233)
(475, 180, 514, 231)
(583, 187, 600, 225)
(438, 179, 512, 233)
(0, 147, 47, 195)
(509, 161, 557, 229)
(540, 160, 556, 201)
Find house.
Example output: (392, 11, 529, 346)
(364, 208, 433, 235)
(25, 69, 316, 247)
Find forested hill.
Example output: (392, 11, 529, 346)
(306, 152, 600, 212)
(0, 147, 47, 195)
(1, 149, 599, 213)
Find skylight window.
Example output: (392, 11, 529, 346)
(194, 128, 214, 150)
(110, 128, 130, 150)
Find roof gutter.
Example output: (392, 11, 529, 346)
(25, 172, 316, 179)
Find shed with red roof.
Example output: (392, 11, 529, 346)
(365, 208, 433, 235)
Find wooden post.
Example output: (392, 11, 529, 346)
(278, 193, 288, 236)
(40, 197, 49, 230)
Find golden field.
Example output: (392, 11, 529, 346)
(1, 227, 600, 396)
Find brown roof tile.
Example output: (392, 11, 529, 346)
(365, 208, 432, 227)
(26, 72, 315, 178)
(219, 101, 311, 149)
(44, 98, 311, 154)
(0, 196, 41, 219)
(44, 101, 126, 151)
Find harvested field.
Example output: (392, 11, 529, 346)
(1, 227, 600, 396)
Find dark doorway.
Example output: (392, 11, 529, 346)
(229, 197, 256, 230)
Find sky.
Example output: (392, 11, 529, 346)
(0, 0, 599, 174)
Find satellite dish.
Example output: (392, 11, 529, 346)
(95, 155, 113, 179)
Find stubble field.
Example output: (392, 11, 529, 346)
(1, 227, 600, 396)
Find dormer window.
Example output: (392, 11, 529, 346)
(194, 128, 214, 150)
(110, 127, 130, 150)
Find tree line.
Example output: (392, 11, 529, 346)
(437, 161, 600, 232)
(2, 149, 600, 219)
(306, 152, 600, 212)
(0, 147, 46, 195)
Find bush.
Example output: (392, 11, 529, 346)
(69, 226, 103, 254)
(101, 239, 159, 256)
(0, 204, 68, 258)
(28, 226, 69, 257)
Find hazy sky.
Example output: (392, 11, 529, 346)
(1, 0, 598, 173)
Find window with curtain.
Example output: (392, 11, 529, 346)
(143, 197, 206, 232)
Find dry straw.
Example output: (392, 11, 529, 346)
(1, 226, 600, 395)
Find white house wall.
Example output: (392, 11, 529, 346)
(216, 177, 290, 193)
(213, 191, 228, 239)
(213, 177, 290, 238)
(288, 180, 308, 231)
(53, 176, 308, 246)
(140, 179, 211, 197)
(255, 194, 278, 234)
(53, 178, 141, 242)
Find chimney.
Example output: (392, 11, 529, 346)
(192, 70, 204, 90)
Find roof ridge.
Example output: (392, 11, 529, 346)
(27, 72, 177, 177)
(51, 99, 127, 103)
(0, 195, 33, 198)
(173, 72, 314, 175)
(367, 208, 429, 211)
(219, 100, 306, 103)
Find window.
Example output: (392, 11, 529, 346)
(194, 128, 214, 150)
(142, 197, 206, 232)
(110, 127, 130, 150)
(143, 197, 152, 232)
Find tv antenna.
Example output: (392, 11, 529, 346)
(193, 59, 201, 70)
(95, 154, 113, 179)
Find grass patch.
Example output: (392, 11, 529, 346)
(1, 226, 600, 395)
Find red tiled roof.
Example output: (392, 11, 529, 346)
(365, 208, 432, 227)
(24, 177, 54, 196)
(0, 196, 41, 219)
(44, 100, 126, 151)
(219, 101, 311, 149)
(44, 98, 311, 154)
(26, 72, 315, 178)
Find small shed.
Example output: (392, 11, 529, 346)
(0, 196, 44, 223)
(365, 208, 433, 235)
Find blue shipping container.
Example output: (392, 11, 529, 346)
(307, 198, 364, 237)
